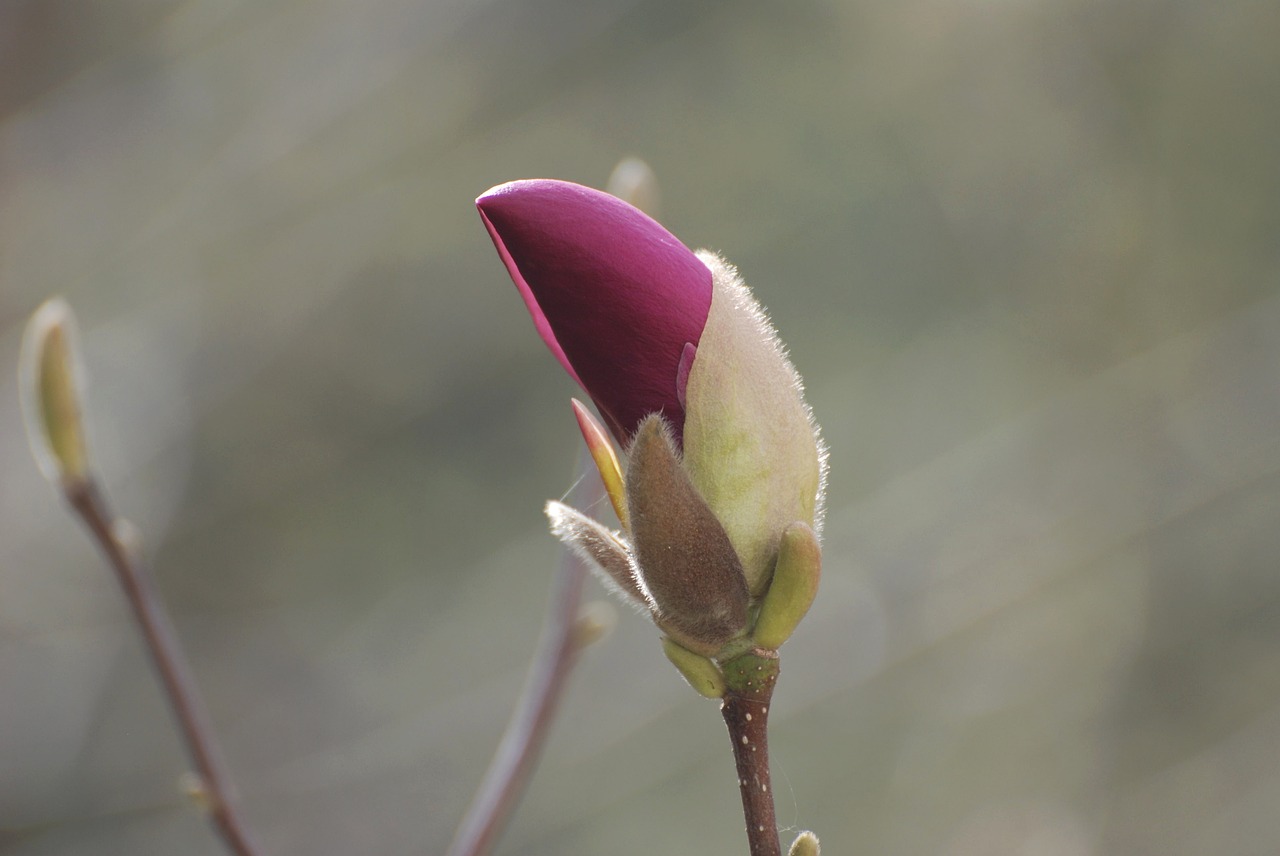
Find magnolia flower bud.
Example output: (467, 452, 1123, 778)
(477, 178, 827, 669)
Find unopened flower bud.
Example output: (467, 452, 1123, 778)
(478, 178, 827, 661)
(20, 298, 92, 489)
(789, 830, 821, 856)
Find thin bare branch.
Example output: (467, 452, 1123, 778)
(444, 459, 599, 856)
(66, 480, 266, 856)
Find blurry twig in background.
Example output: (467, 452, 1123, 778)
(20, 300, 267, 856)
(606, 156, 660, 218)
(63, 483, 268, 856)
(444, 455, 606, 856)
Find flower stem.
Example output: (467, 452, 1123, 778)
(65, 480, 265, 856)
(444, 499, 593, 856)
(720, 649, 781, 856)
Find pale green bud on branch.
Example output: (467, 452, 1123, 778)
(20, 298, 92, 490)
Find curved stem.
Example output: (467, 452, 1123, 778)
(66, 480, 265, 856)
(720, 649, 781, 856)
(444, 516, 591, 856)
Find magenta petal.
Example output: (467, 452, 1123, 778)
(477, 179, 712, 444)
(676, 342, 697, 410)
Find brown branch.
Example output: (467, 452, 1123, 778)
(65, 480, 266, 856)
(721, 649, 782, 856)
(444, 511, 592, 856)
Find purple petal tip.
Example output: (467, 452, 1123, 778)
(478, 178, 712, 444)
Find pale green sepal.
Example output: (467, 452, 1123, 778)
(788, 830, 821, 856)
(681, 252, 827, 595)
(661, 636, 726, 699)
(752, 521, 822, 650)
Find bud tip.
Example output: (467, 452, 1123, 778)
(788, 830, 821, 856)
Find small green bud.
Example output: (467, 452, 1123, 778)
(752, 521, 821, 651)
(20, 298, 92, 489)
(178, 771, 212, 812)
(661, 637, 726, 699)
(788, 830, 821, 856)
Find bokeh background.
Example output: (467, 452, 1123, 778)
(3, 1, 1280, 854)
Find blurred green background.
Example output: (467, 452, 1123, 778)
(3, 1, 1280, 854)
